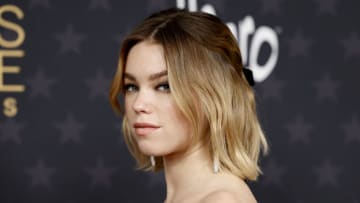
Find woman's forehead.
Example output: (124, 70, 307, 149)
(125, 41, 167, 78)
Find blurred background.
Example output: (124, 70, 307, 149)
(0, 0, 359, 202)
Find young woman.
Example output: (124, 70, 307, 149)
(110, 8, 268, 203)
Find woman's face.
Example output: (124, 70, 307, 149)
(124, 41, 191, 157)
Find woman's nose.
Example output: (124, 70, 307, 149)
(132, 90, 151, 114)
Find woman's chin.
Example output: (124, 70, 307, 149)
(138, 144, 166, 156)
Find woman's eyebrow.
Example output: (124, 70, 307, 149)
(124, 73, 136, 81)
(124, 70, 168, 81)
(149, 70, 168, 81)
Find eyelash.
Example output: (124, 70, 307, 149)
(123, 82, 170, 93)
(156, 82, 170, 92)
(123, 84, 138, 93)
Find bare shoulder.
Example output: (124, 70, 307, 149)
(200, 189, 257, 203)
(200, 190, 242, 203)
(199, 174, 257, 203)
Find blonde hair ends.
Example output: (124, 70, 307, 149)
(109, 8, 268, 181)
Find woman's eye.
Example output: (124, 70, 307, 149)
(123, 84, 138, 93)
(156, 82, 170, 92)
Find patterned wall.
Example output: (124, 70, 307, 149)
(0, 0, 359, 203)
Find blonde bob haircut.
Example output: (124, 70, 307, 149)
(109, 8, 268, 181)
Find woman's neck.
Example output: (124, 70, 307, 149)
(162, 145, 216, 201)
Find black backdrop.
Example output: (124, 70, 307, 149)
(0, 0, 359, 203)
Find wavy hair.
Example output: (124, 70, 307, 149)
(109, 8, 268, 181)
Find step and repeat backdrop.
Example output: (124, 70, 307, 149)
(0, 0, 359, 203)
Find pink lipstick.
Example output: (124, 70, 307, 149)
(133, 122, 160, 136)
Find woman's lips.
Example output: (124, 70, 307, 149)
(133, 122, 160, 136)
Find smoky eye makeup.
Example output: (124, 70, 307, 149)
(155, 81, 170, 92)
(123, 82, 138, 93)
